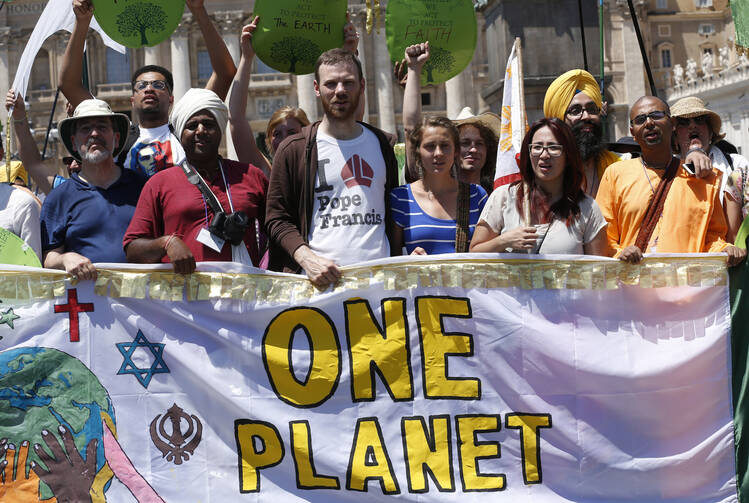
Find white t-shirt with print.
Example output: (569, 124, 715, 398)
(124, 124, 185, 178)
(307, 128, 390, 266)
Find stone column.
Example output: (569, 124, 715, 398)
(445, 71, 467, 119)
(352, 9, 369, 122)
(373, 29, 396, 135)
(619, 5, 647, 102)
(296, 74, 319, 122)
(170, 15, 192, 101)
(0, 28, 10, 126)
(144, 45, 160, 67)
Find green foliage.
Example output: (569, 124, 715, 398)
(270, 36, 321, 73)
(116, 2, 168, 46)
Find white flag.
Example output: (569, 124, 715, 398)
(495, 41, 526, 189)
(11, 0, 126, 100)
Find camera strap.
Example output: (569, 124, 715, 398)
(180, 160, 230, 215)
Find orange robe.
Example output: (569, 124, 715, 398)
(595, 158, 728, 256)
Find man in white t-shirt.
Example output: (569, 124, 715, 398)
(266, 49, 399, 288)
(59, 0, 235, 177)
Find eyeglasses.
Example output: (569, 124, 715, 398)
(529, 144, 564, 157)
(630, 110, 669, 126)
(676, 115, 709, 127)
(133, 80, 169, 92)
(566, 104, 601, 118)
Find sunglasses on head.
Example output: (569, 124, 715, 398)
(630, 110, 669, 126)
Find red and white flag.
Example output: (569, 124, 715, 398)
(495, 40, 527, 189)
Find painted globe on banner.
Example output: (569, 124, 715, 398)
(0, 347, 116, 500)
(252, 0, 347, 75)
(93, 0, 185, 48)
(386, 0, 477, 86)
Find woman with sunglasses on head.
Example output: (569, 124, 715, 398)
(469, 118, 607, 255)
(671, 96, 749, 243)
(390, 117, 488, 255)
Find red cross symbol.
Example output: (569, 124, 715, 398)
(54, 289, 94, 342)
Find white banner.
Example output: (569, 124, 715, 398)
(0, 256, 738, 502)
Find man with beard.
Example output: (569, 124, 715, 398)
(543, 69, 622, 197)
(60, 0, 236, 177)
(266, 49, 398, 288)
(595, 96, 744, 266)
(40, 100, 146, 279)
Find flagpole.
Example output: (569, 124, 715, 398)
(577, 0, 589, 71)
(514, 38, 532, 234)
(626, 0, 658, 97)
(41, 88, 60, 160)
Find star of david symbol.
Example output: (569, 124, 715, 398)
(0, 308, 20, 330)
(116, 330, 170, 388)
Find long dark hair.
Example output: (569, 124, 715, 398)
(458, 122, 498, 194)
(514, 117, 585, 227)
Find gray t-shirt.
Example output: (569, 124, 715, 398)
(478, 184, 606, 254)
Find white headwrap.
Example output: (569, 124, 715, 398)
(169, 88, 229, 140)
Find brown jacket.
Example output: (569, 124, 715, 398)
(265, 121, 399, 273)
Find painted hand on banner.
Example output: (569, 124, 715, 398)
(72, 0, 94, 23)
(0, 439, 55, 502)
(405, 42, 431, 71)
(240, 17, 260, 61)
(343, 13, 360, 55)
(31, 426, 97, 503)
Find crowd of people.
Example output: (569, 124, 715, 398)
(2, 0, 748, 289)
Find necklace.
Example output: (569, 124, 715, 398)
(640, 158, 657, 196)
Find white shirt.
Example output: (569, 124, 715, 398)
(124, 124, 185, 178)
(307, 128, 390, 265)
(0, 184, 42, 260)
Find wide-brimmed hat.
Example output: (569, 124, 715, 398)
(59, 99, 131, 161)
(670, 96, 724, 142)
(452, 107, 502, 137)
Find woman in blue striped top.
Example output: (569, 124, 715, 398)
(390, 117, 488, 255)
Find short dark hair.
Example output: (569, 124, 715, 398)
(314, 48, 363, 82)
(131, 65, 174, 94)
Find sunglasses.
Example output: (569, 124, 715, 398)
(133, 80, 170, 93)
(630, 110, 669, 126)
(676, 116, 709, 127)
(566, 104, 601, 118)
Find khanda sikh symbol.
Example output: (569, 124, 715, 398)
(150, 403, 203, 465)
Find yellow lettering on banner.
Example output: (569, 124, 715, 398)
(402, 415, 455, 492)
(263, 307, 341, 407)
(455, 415, 504, 492)
(290, 421, 340, 489)
(344, 298, 413, 401)
(416, 296, 480, 399)
(506, 413, 552, 484)
(234, 420, 285, 493)
(347, 417, 400, 494)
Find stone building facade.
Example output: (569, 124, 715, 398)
(1, 0, 491, 163)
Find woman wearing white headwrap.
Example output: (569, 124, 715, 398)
(123, 88, 269, 273)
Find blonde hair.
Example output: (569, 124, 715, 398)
(265, 107, 311, 153)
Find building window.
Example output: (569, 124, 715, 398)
(197, 51, 212, 81)
(255, 58, 279, 74)
(31, 49, 51, 90)
(698, 23, 715, 35)
(421, 92, 431, 106)
(695, 0, 712, 7)
(105, 48, 130, 84)
(656, 0, 667, 9)
(658, 25, 671, 37)
(661, 48, 672, 68)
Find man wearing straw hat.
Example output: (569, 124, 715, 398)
(40, 99, 145, 280)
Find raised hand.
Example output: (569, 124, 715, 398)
(72, 0, 94, 22)
(5, 89, 26, 119)
(185, 0, 206, 13)
(240, 17, 260, 60)
(343, 13, 360, 55)
(31, 426, 97, 503)
(405, 42, 430, 70)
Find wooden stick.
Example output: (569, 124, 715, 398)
(514, 38, 532, 230)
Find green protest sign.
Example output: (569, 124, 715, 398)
(386, 0, 477, 86)
(732, 0, 749, 54)
(93, 0, 185, 48)
(0, 228, 41, 267)
(252, 0, 347, 75)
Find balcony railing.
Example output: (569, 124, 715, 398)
(96, 83, 132, 96)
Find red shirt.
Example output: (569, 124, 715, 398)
(123, 159, 268, 265)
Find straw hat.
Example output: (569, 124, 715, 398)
(59, 99, 131, 161)
(670, 96, 725, 142)
(452, 107, 502, 136)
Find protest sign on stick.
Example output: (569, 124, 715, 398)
(93, 0, 185, 48)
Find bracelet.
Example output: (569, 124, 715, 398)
(164, 233, 181, 251)
(686, 147, 707, 156)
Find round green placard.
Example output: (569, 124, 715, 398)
(93, 0, 185, 48)
(252, 0, 347, 75)
(0, 228, 41, 267)
(386, 0, 477, 86)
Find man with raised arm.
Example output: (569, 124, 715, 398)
(595, 95, 744, 265)
(59, 0, 236, 177)
(265, 49, 398, 288)
(40, 99, 145, 279)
